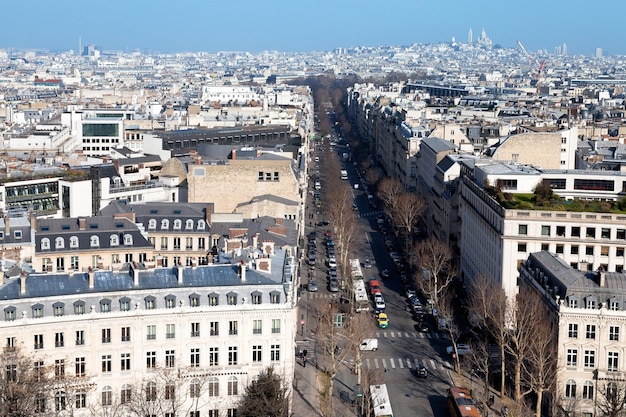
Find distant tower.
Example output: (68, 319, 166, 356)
(562, 43, 567, 56)
(78, 36, 82, 56)
(596, 48, 603, 58)
(468, 28, 473, 44)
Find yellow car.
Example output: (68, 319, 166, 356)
(377, 313, 389, 328)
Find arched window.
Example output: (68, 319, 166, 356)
(120, 385, 132, 404)
(55, 391, 66, 412)
(40, 238, 50, 250)
(123, 234, 133, 246)
(227, 376, 238, 395)
(161, 219, 169, 229)
(69, 236, 79, 248)
(582, 380, 594, 400)
(148, 219, 156, 230)
(109, 235, 118, 246)
(208, 377, 219, 397)
(145, 382, 157, 402)
(90, 235, 99, 247)
(55, 237, 64, 249)
(190, 379, 201, 398)
(197, 220, 206, 230)
(185, 219, 194, 230)
(565, 379, 577, 398)
(173, 219, 182, 230)
(101, 386, 112, 406)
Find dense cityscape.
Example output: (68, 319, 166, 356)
(1, 29, 626, 417)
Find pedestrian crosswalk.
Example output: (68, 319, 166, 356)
(363, 356, 452, 373)
(358, 210, 384, 219)
(373, 330, 447, 340)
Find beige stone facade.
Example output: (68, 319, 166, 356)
(187, 156, 300, 215)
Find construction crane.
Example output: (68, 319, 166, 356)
(516, 40, 534, 66)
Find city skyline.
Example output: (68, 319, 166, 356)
(0, 0, 624, 56)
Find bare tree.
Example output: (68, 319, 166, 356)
(522, 322, 557, 417)
(437, 290, 461, 372)
(464, 338, 492, 411)
(377, 177, 404, 216)
(596, 380, 626, 417)
(390, 192, 425, 254)
(414, 237, 457, 308)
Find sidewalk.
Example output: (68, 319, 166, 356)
(292, 347, 321, 416)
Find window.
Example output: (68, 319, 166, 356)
(165, 382, 175, 401)
(253, 345, 262, 362)
(100, 299, 111, 313)
(148, 219, 156, 229)
(70, 256, 79, 270)
(569, 297, 578, 308)
(228, 346, 238, 365)
(208, 377, 219, 397)
(208, 411, 219, 417)
(185, 219, 193, 230)
(101, 355, 111, 373)
(586, 297, 596, 309)
(601, 246, 610, 256)
(610, 326, 620, 341)
(556, 244, 564, 254)
(602, 228, 611, 239)
(586, 246, 594, 256)
(173, 219, 182, 230)
(91, 235, 100, 247)
(54, 359, 65, 379)
(173, 237, 181, 250)
(227, 292, 238, 305)
(618, 247, 625, 257)
(191, 322, 200, 337)
(34, 334, 44, 349)
(55, 332, 64, 348)
(146, 351, 156, 369)
(209, 347, 219, 366)
(36, 395, 47, 413)
(253, 320, 262, 335)
(55, 391, 66, 412)
(190, 379, 201, 398)
(145, 296, 156, 310)
(586, 227, 596, 238)
(145, 382, 157, 402)
(584, 350, 595, 368)
(186, 237, 193, 250)
(189, 294, 200, 307)
(582, 381, 594, 400)
(4, 307, 15, 321)
(210, 321, 219, 336)
(270, 292, 281, 304)
(165, 295, 176, 309)
(55, 237, 65, 249)
(199, 237, 206, 249)
(209, 293, 219, 306)
(76, 330, 85, 346)
(75, 391, 86, 409)
(541, 225, 550, 236)
(571, 245, 579, 255)
(617, 229, 626, 240)
(608, 351, 619, 371)
(32, 304, 43, 318)
(41, 238, 50, 250)
(121, 326, 131, 342)
(166, 350, 175, 368)
(517, 224, 528, 235)
(75, 357, 85, 377)
(102, 328, 111, 343)
(229, 320, 238, 335)
(610, 299, 620, 311)
(568, 323, 578, 338)
(191, 348, 200, 367)
(586, 324, 596, 339)
(565, 379, 576, 398)
(121, 385, 132, 404)
(228, 409, 238, 417)
(571, 226, 581, 237)
(541, 243, 549, 251)
(566, 349, 577, 367)
(160, 236, 168, 250)
(123, 234, 133, 245)
(147, 325, 156, 340)
(272, 319, 281, 334)
(271, 344, 281, 361)
(166, 323, 176, 339)
(556, 226, 566, 237)
(228, 376, 238, 395)
(251, 292, 262, 305)
(121, 353, 130, 371)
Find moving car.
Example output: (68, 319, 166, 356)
(377, 312, 389, 328)
(368, 279, 381, 295)
(363, 258, 372, 268)
(446, 343, 472, 356)
(381, 269, 390, 279)
(416, 320, 430, 332)
(415, 366, 428, 378)
(374, 294, 386, 312)
(359, 338, 378, 351)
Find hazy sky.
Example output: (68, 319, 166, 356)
(0, 0, 623, 56)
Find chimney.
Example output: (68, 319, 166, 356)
(205, 205, 212, 226)
(4, 216, 9, 236)
(239, 260, 246, 282)
(29, 213, 37, 231)
(231, 147, 237, 160)
(88, 267, 94, 289)
(599, 270, 606, 287)
(256, 147, 262, 157)
(177, 265, 184, 284)
(195, 155, 201, 165)
(78, 218, 86, 230)
(132, 263, 139, 287)
(20, 269, 26, 295)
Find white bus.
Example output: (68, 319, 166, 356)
(370, 384, 394, 417)
(349, 258, 363, 281)
(350, 259, 369, 312)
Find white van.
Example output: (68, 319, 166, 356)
(359, 338, 378, 351)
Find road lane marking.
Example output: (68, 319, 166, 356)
(374, 358, 379, 369)
(430, 359, 436, 369)
(366, 359, 371, 368)
(390, 358, 395, 368)
(406, 359, 412, 368)
(383, 332, 388, 338)
(405, 332, 410, 338)
(376, 332, 381, 338)
(398, 358, 404, 368)
(382, 358, 388, 370)
(390, 332, 395, 338)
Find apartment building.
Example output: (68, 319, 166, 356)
(520, 251, 626, 417)
(459, 162, 626, 298)
(0, 244, 297, 416)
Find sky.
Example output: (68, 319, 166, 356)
(1, 0, 624, 56)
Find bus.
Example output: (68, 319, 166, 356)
(447, 387, 481, 417)
(370, 384, 393, 417)
(349, 259, 369, 312)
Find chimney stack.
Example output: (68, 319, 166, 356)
(20, 269, 26, 295)
(78, 218, 86, 231)
(177, 265, 184, 284)
(599, 270, 606, 287)
(4, 216, 9, 237)
(205, 205, 212, 226)
(231, 148, 237, 160)
(88, 267, 94, 289)
(239, 260, 246, 282)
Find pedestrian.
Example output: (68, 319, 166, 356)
(302, 356, 307, 368)
(303, 349, 308, 358)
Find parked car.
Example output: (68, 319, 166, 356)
(307, 280, 318, 292)
(328, 279, 340, 292)
(374, 294, 386, 311)
(447, 343, 472, 356)
(328, 257, 337, 268)
(405, 287, 417, 299)
(377, 313, 389, 328)
(416, 320, 430, 332)
(381, 269, 390, 279)
(363, 258, 372, 268)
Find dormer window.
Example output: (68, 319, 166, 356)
(13, 230, 22, 239)
(185, 219, 193, 230)
(55, 237, 64, 249)
(173, 219, 182, 230)
(123, 234, 133, 246)
(586, 296, 597, 309)
(568, 296, 579, 308)
(109, 235, 119, 246)
(90, 235, 100, 247)
(197, 220, 205, 230)
(610, 298, 620, 311)
(148, 219, 157, 230)
(69, 236, 79, 248)
(161, 219, 169, 229)
(41, 238, 50, 250)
